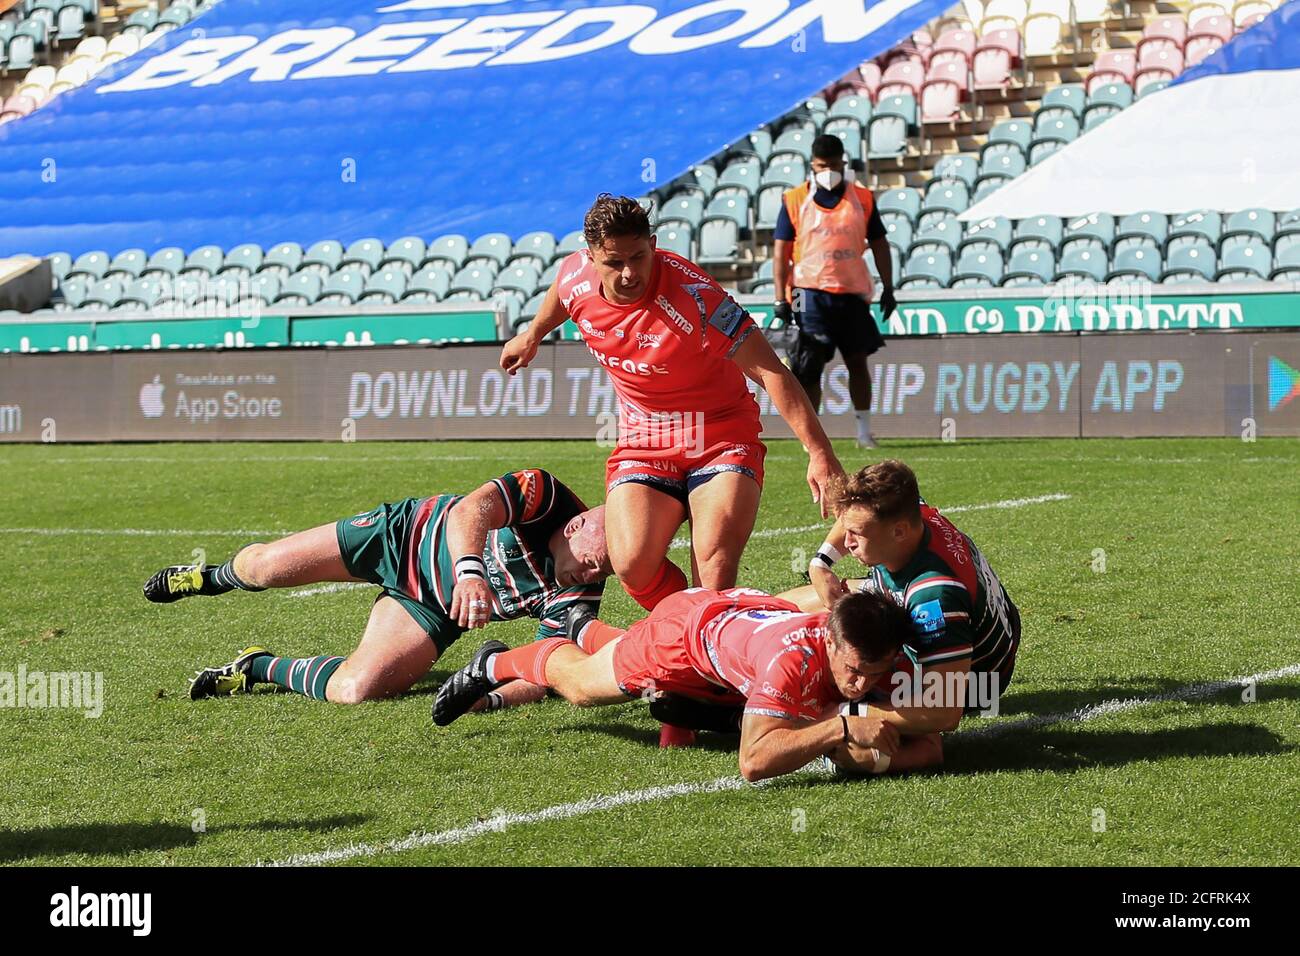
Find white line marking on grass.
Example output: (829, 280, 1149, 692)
(668, 493, 1071, 549)
(959, 662, 1300, 740)
(259, 776, 749, 867)
(261, 660, 1297, 867)
(0, 526, 288, 538)
(285, 582, 371, 599)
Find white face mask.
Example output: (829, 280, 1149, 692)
(813, 169, 844, 191)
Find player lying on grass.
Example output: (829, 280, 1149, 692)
(773, 459, 1022, 769)
(142, 469, 611, 705)
(431, 586, 943, 782)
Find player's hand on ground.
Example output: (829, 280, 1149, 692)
(810, 564, 848, 610)
(500, 332, 538, 375)
(451, 577, 494, 629)
(847, 713, 899, 755)
(806, 451, 845, 519)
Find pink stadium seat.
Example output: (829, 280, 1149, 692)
(925, 59, 969, 87)
(935, 28, 977, 59)
(929, 49, 971, 72)
(1137, 37, 1180, 66)
(973, 28, 1020, 90)
(2, 95, 38, 118)
(1087, 49, 1137, 94)
(1184, 35, 1224, 66)
(921, 79, 964, 122)
(1143, 15, 1188, 46)
(1137, 46, 1184, 76)
(1237, 12, 1269, 28)
(912, 28, 935, 50)
(856, 62, 883, 99)
(1189, 15, 1235, 43)
(880, 60, 924, 98)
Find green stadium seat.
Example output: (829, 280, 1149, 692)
(494, 263, 541, 296)
(47, 252, 72, 281)
(303, 240, 344, 276)
(932, 154, 978, 189)
(342, 237, 385, 275)
(1055, 247, 1107, 282)
(404, 267, 450, 302)
(449, 266, 495, 299)
(1167, 211, 1222, 252)
(1161, 245, 1216, 281)
(1117, 211, 1168, 248)
(182, 244, 224, 278)
(730, 129, 772, 163)
(697, 218, 740, 266)
(118, 277, 165, 311)
(1082, 106, 1120, 131)
(1015, 216, 1064, 249)
(82, 277, 124, 310)
(106, 248, 147, 281)
(521, 291, 547, 323)
(492, 290, 524, 325)
(1137, 79, 1170, 98)
(954, 250, 1004, 285)
(262, 242, 303, 279)
(867, 110, 911, 158)
(1086, 82, 1134, 112)
(68, 250, 110, 281)
(358, 269, 407, 305)
(380, 236, 427, 276)
(755, 184, 786, 230)
(221, 243, 264, 280)
(1064, 212, 1116, 249)
(972, 175, 1009, 203)
(705, 194, 749, 232)
(822, 118, 864, 161)
(512, 231, 557, 266)
(276, 271, 323, 306)
(57, 276, 88, 308)
(250, 273, 281, 305)
(773, 128, 814, 161)
(1223, 209, 1275, 246)
(1216, 243, 1271, 280)
(1039, 83, 1086, 119)
(882, 214, 913, 251)
(1005, 249, 1055, 284)
(951, 275, 995, 289)
(898, 275, 943, 291)
(557, 230, 586, 258)
(829, 93, 873, 125)
(468, 233, 512, 268)
(922, 180, 970, 216)
(55, 4, 86, 43)
(978, 143, 1026, 180)
(654, 224, 692, 258)
(877, 186, 921, 222)
(425, 234, 470, 270)
(717, 159, 760, 197)
(910, 217, 961, 255)
(987, 119, 1031, 153)
(960, 217, 1013, 256)
(761, 158, 806, 189)
(1107, 247, 1161, 282)
(904, 248, 952, 284)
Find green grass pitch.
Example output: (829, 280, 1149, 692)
(0, 437, 1296, 866)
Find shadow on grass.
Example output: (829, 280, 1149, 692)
(996, 677, 1300, 719)
(945, 722, 1292, 775)
(0, 813, 370, 863)
(556, 720, 740, 754)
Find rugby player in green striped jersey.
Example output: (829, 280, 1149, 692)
(778, 459, 1021, 772)
(143, 469, 611, 706)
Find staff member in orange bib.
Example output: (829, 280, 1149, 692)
(774, 135, 897, 449)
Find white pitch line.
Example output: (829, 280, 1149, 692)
(259, 661, 1299, 867)
(668, 492, 1071, 550)
(285, 582, 371, 599)
(0, 526, 287, 538)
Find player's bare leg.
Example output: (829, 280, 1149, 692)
(685, 472, 761, 588)
(325, 595, 440, 704)
(146, 522, 364, 603)
(604, 481, 689, 610)
(233, 524, 364, 588)
(537, 642, 630, 707)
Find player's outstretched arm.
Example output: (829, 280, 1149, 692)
(827, 731, 943, 776)
(446, 482, 510, 629)
(500, 280, 568, 375)
(738, 711, 898, 783)
(732, 331, 844, 517)
(872, 657, 970, 734)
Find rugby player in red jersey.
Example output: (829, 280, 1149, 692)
(499, 195, 844, 744)
(432, 587, 944, 781)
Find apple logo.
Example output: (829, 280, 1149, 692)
(139, 376, 165, 418)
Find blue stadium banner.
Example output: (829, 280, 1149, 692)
(0, 0, 956, 258)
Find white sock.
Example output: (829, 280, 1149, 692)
(484, 655, 498, 684)
(855, 409, 871, 441)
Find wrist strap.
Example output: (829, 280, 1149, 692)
(810, 542, 844, 571)
(455, 554, 486, 582)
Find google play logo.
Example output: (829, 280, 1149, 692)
(1269, 356, 1300, 411)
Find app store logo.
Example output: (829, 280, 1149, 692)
(139, 376, 165, 418)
